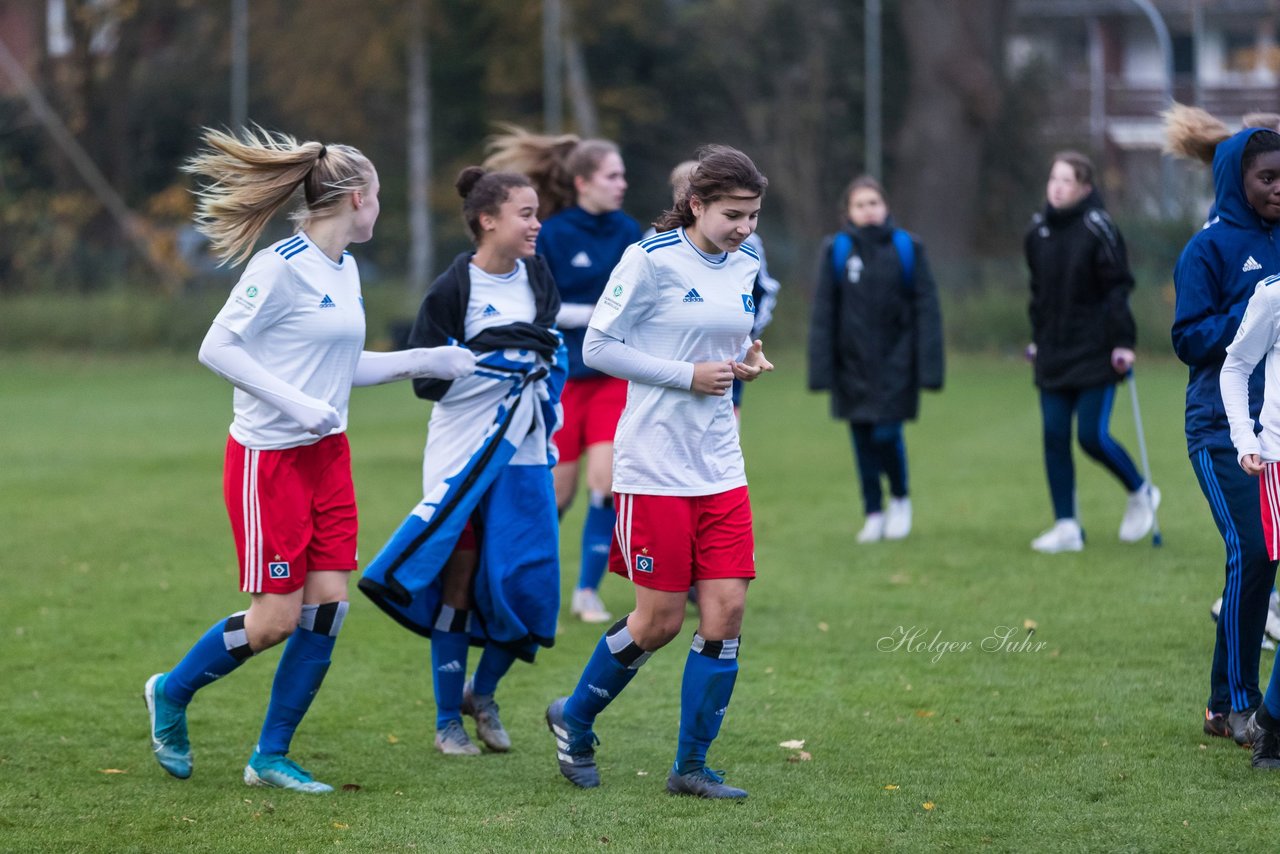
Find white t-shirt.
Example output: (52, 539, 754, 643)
(464, 260, 537, 340)
(589, 228, 758, 495)
(212, 233, 366, 449)
(426, 259, 547, 469)
(1222, 274, 1280, 461)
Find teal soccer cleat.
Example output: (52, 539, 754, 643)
(244, 751, 334, 793)
(143, 673, 192, 779)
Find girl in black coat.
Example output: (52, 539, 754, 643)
(808, 176, 944, 543)
(1025, 151, 1157, 554)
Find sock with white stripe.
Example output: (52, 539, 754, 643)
(472, 644, 519, 697)
(577, 491, 616, 592)
(563, 616, 652, 729)
(431, 605, 472, 729)
(163, 611, 255, 706)
(256, 601, 347, 756)
(674, 633, 740, 775)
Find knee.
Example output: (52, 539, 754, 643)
(246, 609, 300, 650)
(1076, 427, 1106, 458)
(627, 613, 683, 650)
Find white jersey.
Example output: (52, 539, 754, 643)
(1223, 274, 1280, 461)
(427, 260, 547, 467)
(212, 233, 366, 450)
(463, 260, 537, 340)
(590, 227, 759, 495)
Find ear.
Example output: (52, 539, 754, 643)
(573, 173, 589, 196)
(351, 189, 364, 210)
(689, 195, 705, 217)
(478, 211, 496, 232)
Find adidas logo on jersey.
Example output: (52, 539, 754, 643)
(588, 684, 612, 699)
(482, 304, 501, 317)
(682, 289, 704, 303)
(1244, 256, 1263, 272)
(319, 294, 336, 309)
(570, 250, 592, 268)
(437, 660, 463, 673)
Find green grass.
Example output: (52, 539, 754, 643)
(3, 350, 1280, 852)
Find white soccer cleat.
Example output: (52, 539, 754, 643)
(884, 497, 912, 540)
(856, 513, 886, 544)
(1031, 519, 1084, 554)
(571, 588, 612, 624)
(1119, 484, 1161, 543)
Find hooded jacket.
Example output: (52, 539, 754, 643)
(1172, 128, 1274, 455)
(1025, 190, 1136, 391)
(536, 205, 642, 379)
(807, 219, 944, 423)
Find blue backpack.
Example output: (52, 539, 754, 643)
(830, 229, 916, 291)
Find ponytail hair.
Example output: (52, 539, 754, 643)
(184, 126, 372, 265)
(1162, 102, 1230, 165)
(654, 144, 768, 233)
(483, 124, 620, 219)
(455, 165, 533, 243)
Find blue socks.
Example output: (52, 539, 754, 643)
(675, 634, 740, 775)
(431, 605, 472, 729)
(164, 611, 255, 706)
(257, 601, 347, 756)
(577, 491, 616, 592)
(564, 616, 652, 729)
(473, 644, 518, 697)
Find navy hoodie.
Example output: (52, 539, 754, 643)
(536, 205, 641, 379)
(1172, 128, 1275, 454)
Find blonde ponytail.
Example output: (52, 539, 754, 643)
(184, 126, 371, 265)
(1161, 102, 1230, 165)
(483, 123, 620, 220)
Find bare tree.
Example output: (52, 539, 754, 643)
(891, 0, 1012, 276)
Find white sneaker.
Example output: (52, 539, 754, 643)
(570, 588, 611, 624)
(856, 513, 886, 544)
(1119, 484, 1161, 543)
(1031, 519, 1084, 553)
(884, 497, 912, 540)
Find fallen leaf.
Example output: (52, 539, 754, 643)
(1183, 821, 1189, 827)
(1023, 619, 1038, 630)
(1198, 744, 1207, 750)
(387, 734, 400, 745)
(797, 751, 812, 761)
(332, 821, 349, 830)
(778, 739, 806, 750)
(817, 622, 829, 632)
(883, 784, 899, 790)
(636, 771, 648, 776)
(181, 817, 196, 824)
(915, 710, 935, 718)
(923, 801, 935, 811)
(99, 768, 127, 775)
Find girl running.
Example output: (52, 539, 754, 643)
(144, 128, 475, 792)
(546, 145, 771, 800)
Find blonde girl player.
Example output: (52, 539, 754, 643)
(546, 145, 772, 800)
(143, 128, 475, 792)
(486, 129, 641, 624)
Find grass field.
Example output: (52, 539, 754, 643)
(4, 349, 1280, 852)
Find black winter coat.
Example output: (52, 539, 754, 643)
(1025, 191, 1136, 391)
(807, 221, 944, 423)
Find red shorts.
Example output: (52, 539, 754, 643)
(609, 486, 756, 592)
(555, 375, 628, 464)
(1262, 463, 1280, 561)
(223, 433, 358, 594)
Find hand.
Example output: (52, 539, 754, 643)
(295, 402, 342, 437)
(1241, 453, 1265, 476)
(417, 346, 477, 380)
(1024, 343, 1037, 363)
(691, 360, 735, 396)
(1111, 347, 1135, 374)
(732, 339, 774, 382)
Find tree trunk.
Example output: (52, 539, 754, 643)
(891, 0, 1011, 283)
(406, 0, 434, 309)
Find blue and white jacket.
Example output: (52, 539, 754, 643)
(1173, 128, 1275, 454)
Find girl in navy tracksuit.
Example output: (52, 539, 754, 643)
(1170, 122, 1280, 743)
(485, 130, 642, 625)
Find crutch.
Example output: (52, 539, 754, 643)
(1127, 369, 1163, 546)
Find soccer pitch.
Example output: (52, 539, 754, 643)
(4, 351, 1280, 852)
